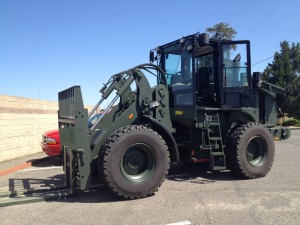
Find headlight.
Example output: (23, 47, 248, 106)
(46, 137, 57, 145)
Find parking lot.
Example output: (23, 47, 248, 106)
(0, 130, 299, 225)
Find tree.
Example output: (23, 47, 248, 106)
(206, 22, 237, 41)
(262, 41, 300, 119)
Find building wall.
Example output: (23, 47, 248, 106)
(0, 95, 95, 163)
(0, 95, 59, 163)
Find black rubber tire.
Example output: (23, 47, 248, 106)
(98, 125, 170, 199)
(225, 122, 275, 179)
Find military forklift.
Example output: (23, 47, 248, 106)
(1, 32, 290, 207)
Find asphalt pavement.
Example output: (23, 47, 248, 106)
(0, 130, 299, 225)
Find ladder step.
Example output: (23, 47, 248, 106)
(206, 122, 220, 126)
(201, 145, 211, 150)
(211, 152, 224, 156)
(212, 166, 226, 171)
(210, 137, 222, 141)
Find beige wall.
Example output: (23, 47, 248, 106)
(0, 95, 97, 163)
(0, 95, 59, 163)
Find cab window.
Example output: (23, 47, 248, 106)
(222, 43, 248, 88)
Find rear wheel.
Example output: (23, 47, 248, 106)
(225, 122, 275, 179)
(98, 125, 170, 199)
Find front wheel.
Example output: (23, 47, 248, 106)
(98, 125, 170, 199)
(225, 122, 275, 179)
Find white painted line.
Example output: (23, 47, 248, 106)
(166, 221, 192, 225)
(19, 166, 63, 172)
(166, 173, 189, 178)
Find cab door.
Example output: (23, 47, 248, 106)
(220, 41, 252, 107)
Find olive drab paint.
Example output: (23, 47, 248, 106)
(57, 33, 290, 199)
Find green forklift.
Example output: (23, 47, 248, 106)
(57, 32, 290, 199)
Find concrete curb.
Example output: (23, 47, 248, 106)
(0, 157, 49, 177)
(289, 127, 300, 130)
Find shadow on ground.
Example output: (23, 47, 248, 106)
(27, 156, 63, 167)
(168, 162, 236, 182)
(2, 162, 239, 206)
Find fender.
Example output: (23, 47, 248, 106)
(141, 115, 179, 162)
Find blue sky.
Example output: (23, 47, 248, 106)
(1, 0, 299, 105)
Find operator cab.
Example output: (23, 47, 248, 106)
(153, 33, 252, 109)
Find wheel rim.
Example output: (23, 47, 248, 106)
(121, 143, 155, 183)
(246, 136, 267, 167)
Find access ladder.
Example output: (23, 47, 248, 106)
(204, 113, 226, 171)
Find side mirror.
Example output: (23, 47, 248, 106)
(149, 50, 155, 63)
(252, 72, 262, 89)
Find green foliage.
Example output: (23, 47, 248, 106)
(282, 119, 300, 127)
(206, 22, 237, 41)
(262, 41, 300, 119)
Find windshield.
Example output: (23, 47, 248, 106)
(162, 41, 193, 106)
